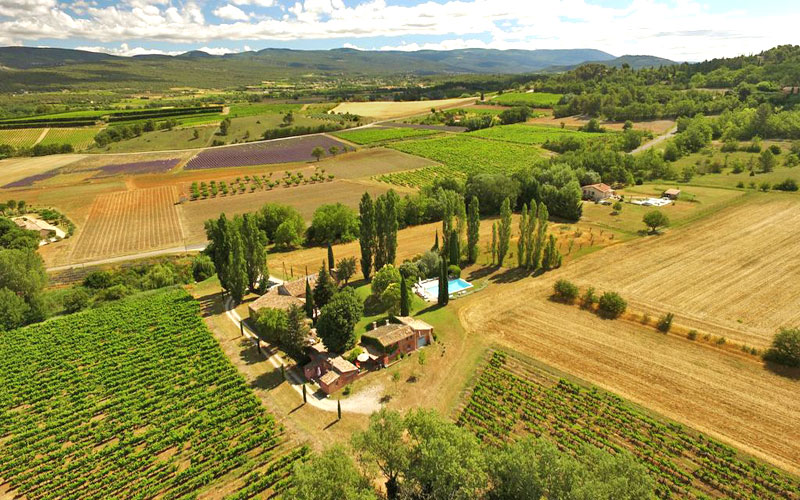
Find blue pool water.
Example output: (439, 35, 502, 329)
(423, 278, 473, 297)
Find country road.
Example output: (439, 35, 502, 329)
(46, 243, 207, 272)
(630, 126, 678, 154)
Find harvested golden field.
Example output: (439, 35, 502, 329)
(560, 194, 800, 348)
(528, 113, 676, 134)
(0, 154, 85, 187)
(70, 186, 184, 262)
(331, 97, 477, 120)
(178, 179, 392, 244)
(459, 277, 800, 476)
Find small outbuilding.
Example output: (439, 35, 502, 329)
(663, 188, 681, 200)
(581, 183, 614, 202)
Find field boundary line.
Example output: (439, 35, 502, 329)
(32, 128, 50, 146)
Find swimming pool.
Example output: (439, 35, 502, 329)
(421, 278, 473, 298)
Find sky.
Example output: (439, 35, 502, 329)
(0, 0, 797, 61)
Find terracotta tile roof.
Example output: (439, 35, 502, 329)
(329, 356, 358, 374)
(320, 371, 339, 386)
(583, 183, 613, 193)
(664, 188, 681, 196)
(279, 274, 317, 298)
(395, 316, 434, 331)
(249, 290, 304, 313)
(362, 323, 414, 348)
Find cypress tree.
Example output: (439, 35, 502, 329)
(313, 261, 336, 309)
(517, 203, 528, 268)
(467, 196, 480, 264)
(448, 229, 460, 266)
(497, 198, 512, 267)
(437, 259, 449, 306)
(359, 192, 375, 280)
(327, 243, 335, 272)
(400, 275, 410, 316)
(432, 229, 439, 251)
(305, 278, 315, 319)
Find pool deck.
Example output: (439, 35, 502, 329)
(414, 278, 473, 302)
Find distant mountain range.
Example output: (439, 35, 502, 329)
(0, 46, 676, 74)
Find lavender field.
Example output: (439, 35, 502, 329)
(185, 135, 349, 170)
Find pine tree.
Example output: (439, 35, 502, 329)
(359, 192, 375, 280)
(517, 203, 528, 268)
(327, 243, 335, 272)
(532, 202, 549, 270)
(400, 275, 410, 316)
(305, 278, 315, 319)
(467, 196, 480, 264)
(497, 198, 512, 267)
(448, 229, 460, 266)
(491, 222, 497, 266)
(314, 261, 336, 309)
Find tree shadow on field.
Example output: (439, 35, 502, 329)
(239, 341, 268, 365)
(195, 292, 222, 317)
(250, 369, 284, 390)
(763, 361, 800, 380)
(489, 267, 533, 284)
(465, 266, 495, 282)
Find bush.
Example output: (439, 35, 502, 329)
(447, 265, 461, 279)
(371, 265, 401, 298)
(769, 144, 782, 155)
(83, 270, 113, 289)
(597, 292, 626, 319)
(581, 286, 597, 308)
(93, 284, 133, 303)
(763, 328, 800, 367)
(687, 330, 698, 341)
(656, 312, 674, 333)
(308, 203, 359, 245)
(192, 254, 216, 282)
(553, 279, 579, 303)
(62, 288, 90, 314)
(254, 307, 289, 343)
(773, 178, 798, 191)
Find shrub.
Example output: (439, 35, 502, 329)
(763, 328, 800, 367)
(192, 254, 216, 282)
(371, 265, 401, 298)
(83, 270, 113, 289)
(773, 178, 798, 191)
(769, 144, 782, 155)
(62, 288, 90, 314)
(553, 279, 579, 303)
(656, 312, 674, 333)
(447, 265, 461, 279)
(581, 286, 597, 308)
(597, 292, 626, 319)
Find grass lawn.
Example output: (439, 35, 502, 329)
(580, 183, 748, 235)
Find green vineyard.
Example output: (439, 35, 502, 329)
(333, 126, 438, 144)
(0, 288, 307, 499)
(458, 352, 800, 500)
(383, 135, 543, 186)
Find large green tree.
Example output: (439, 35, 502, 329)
(352, 408, 412, 499)
(316, 287, 363, 353)
(239, 213, 268, 292)
(291, 445, 377, 500)
(313, 261, 337, 310)
(466, 196, 480, 264)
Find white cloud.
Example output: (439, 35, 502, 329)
(213, 4, 249, 21)
(74, 43, 182, 56)
(2, 0, 798, 61)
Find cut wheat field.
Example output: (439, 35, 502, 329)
(70, 186, 184, 262)
(560, 194, 800, 348)
(331, 97, 477, 120)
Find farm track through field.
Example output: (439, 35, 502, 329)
(70, 186, 184, 263)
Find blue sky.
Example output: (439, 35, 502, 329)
(0, 0, 797, 61)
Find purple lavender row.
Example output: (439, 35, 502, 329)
(185, 135, 347, 170)
(2, 170, 61, 188)
(94, 158, 180, 177)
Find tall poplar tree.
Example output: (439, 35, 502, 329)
(491, 222, 497, 266)
(467, 196, 480, 264)
(532, 202, 549, 270)
(227, 225, 248, 303)
(448, 229, 460, 266)
(524, 201, 537, 269)
(517, 203, 528, 268)
(240, 213, 268, 292)
(359, 192, 375, 280)
(497, 198, 512, 267)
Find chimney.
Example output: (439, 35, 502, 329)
(385, 319, 390, 326)
(372, 321, 377, 330)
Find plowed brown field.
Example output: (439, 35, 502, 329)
(459, 194, 800, 475)
(70, 186, 184, 262)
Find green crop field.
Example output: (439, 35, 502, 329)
(383, 135, 543, 186)
(0, 288, 307, 500)
(459, 352, 800, 499)
(0, 128, 43, 148)
(229, 103, 303, 117)
(468, 123, 597, 144)
(39, 127, 102, 150)
(491, 91, 563, 107)
(333, 127, 438, 144)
